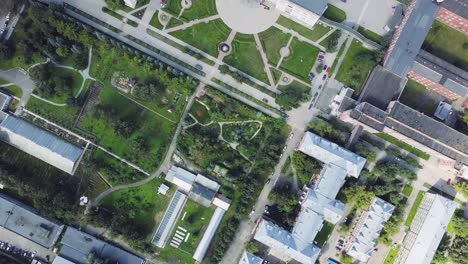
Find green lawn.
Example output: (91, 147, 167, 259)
(271, 67, 283, 84)
(399, 80, 438, 116)
(375, 133, 430, 160)
(329, 40, 346, 76)
(323, 4, 346, 23)
(162, 0, 183, 17)
(0, 85, 23, 98)
(358, 26, 384, 44)
(335, 40, 377, 94)
(279, 37, 320, 82)
(166, 17, 184, 29)
(276, 17, 332, 41)
(102, 7, 124, 20)
(167, 200, 215, 253)
(405, 191, 425, 227)
(100, 177, 173, 239)
(170, 19, 231, 57)
(26, 96, 79, 129)
(149, 10, 164, 29)
(224, 34, 269, 83)
(384, 246, 400, 264)
(315, 222, 335, 247)
(423, 20, 468, 71)
(402, 184, 413, 197)
(91, 149, 147, 185)
(80, 87, 175, 171)
(180, 0, 217, 21)
(259, 27, 291, 66)
(190, 100, 210, 124)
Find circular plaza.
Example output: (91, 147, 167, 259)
(216, 0, 280, 34)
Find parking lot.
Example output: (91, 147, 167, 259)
(329, 0, 404, 35)
(0, 228, 57, 263)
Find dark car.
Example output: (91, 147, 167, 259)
(318, 85, 322, 90)
(314, 92, 319, 97)
(322, 74, 327, 80)
(308, 72, 315, 81)
(323, 65, 327, 70)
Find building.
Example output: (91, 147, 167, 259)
(52, 256, 75, 264)
(0, 92, 84, 175)
(239, 251, 264, 264)
(297, 131, 367, 177)
(345, 198, 395, 262)
(58, 227, 144, 264)
(342, 101, 468, 165)
(153, 166, 230, 262)
(408, 50, 468, 101)
(271, 0, 328, 27)
(0, 194, 64, 248)
(383, 0, 440, 78)
(395, 193, 456, 264)
(123, 0, 137, 9)
(254, 132, 366, 263)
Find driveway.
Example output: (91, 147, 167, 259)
(329, 0, 403, 35)
(0, 68, 35, 110)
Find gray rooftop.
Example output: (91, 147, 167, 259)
(359, 65, 407, 110)
(59, 227, 144, 264)
(239, 251, 264, 264)
(0, 194, 64, 248)
(384, 0, 439, 77)
(0, 92, 11, 112)
(388, 102, 468, 157)
(289, 0, 328, 15)
(441, 0, 468, 18)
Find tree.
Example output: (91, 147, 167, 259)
(325, 30, 342, 52)
(342, 183, 374, 209)
(451, 210, 468, 238)
(454, 180, 468, 199)
(105, 0, 124, 10)
(245, 241, 259, 254)
(291, 152, 322, 187)
(448, 236, 468, 264)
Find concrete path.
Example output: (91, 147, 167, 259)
(31, 94, 67, 106)
(253, 33, 275, 88)
(273, 23, 327, 51)
(92, 84, 204, 205)
(165, 14, 220, 33)
(0, 68, 35, 111)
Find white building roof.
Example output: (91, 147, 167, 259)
(193, 207, 226, 262)
(212, 196, 231, 211)
(52, 256, 76, 264)
(0, 91, 12, 112)
(165, 166, 196, 192)
(239, 251, 264, 264)
(123, 0, 137, 8)
(0, 115, 84, 174)
(298, 132, 366, 177)
(396, 193, 456, 264)
(314, 163, 347, 199)
(254, 219, 321, 264)
(346, 198, 395, 262)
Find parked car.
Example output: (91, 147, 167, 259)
(326, 67, 331, 73)
(314, 92, 319, 97)
(262, 98, 269, 103)
(323, 65, 327, 70)
(308, 72, 315, 81)
(318, 85, 322, 90)
(322, 74, 327, 80)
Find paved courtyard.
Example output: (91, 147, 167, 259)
(216, 0, 280, 34)
(329, 0, 403, 35)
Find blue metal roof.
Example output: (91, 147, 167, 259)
(1, 116, 83, 162)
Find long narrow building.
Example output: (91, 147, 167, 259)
(395, 193, 456, 264)
(0, 92, 84, 174)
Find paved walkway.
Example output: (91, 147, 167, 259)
(253, 33, 275, 88)
(165, 14, 220, 33)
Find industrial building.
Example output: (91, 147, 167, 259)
(395, 193, 456, 264)
(345, 198, 395, 262)
(0, 194, 64, 248)
(253, 132, 366, 264)
(271, 0, 328, 27)
(58, 227, 144, 264)
(0, 92, 84, 175)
